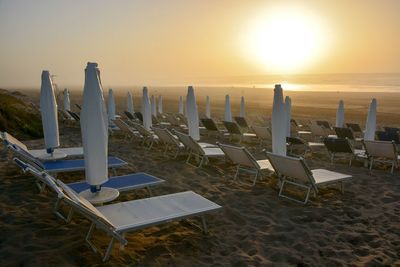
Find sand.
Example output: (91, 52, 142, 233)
(1, 90, 400, 266)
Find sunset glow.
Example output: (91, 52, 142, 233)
(244, 6, 330, 73)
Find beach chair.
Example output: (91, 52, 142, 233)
(334, 127, 363, 143)
(218, 143, 274, 185)
(75, 103, 82, 110)
(346, 123, 363, 137)
(1, 132, 83, 159)
(67, 110, 80, 122)
(379, 127, 400, 144)
(252, 126, 272, 147)
(55, 179, 222, 261)
(13, 157, 164, 206)
(310, 122, 332, 141)
(7, 143, 127, 175)
(323, 137, 366, 166)
(223, 121, 257, 143)
(174, 131, 225, 168)
(200, 118, 229, 138)
(234, 116, 250, 131)
(316, 120, 331, 130)
(134, 112, 143, 122)
(152, 127, 185, 158)
(363, 140, 399, 174)
(267, 152, 352, 204)
(113, 119, 141, 141)
(124, 111, 138, 122)
(130, 122, 159, 149)
(286, 136, 324, 157)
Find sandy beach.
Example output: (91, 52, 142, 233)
(1, 89, 399, 266)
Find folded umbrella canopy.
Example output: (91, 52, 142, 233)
(240, 96, 246, 118)
(336, 100, 345, 127)
(158, 95, 163, 114)
(205, 96, 211, 118)
(127, 91, 134, 114)
(224, 94, 232, 122)
(285, 96, 292, 137)
(186, 86, 200, 141)
(272, 84, 287, 156)
(142, 87, 152, 130)
(63, 88, 71, 111)
(108, 88, 116, 121)
(179, 96, 184, 114)
(40, 70, 60, 154)
(81, 62, 109, 192)
(364, 98, 377, 141)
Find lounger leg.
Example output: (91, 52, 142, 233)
(252, 170, 259, 186)
(85, 223, 97, 253)
(234, 165, 240, 181)
(53, 198, 73, 223)
(119, 233, 126, 250)
(369, 159, 373, 174)
(330, 153, 335, 165)
(173, 148, 180, 159)
(201, 216, 208, 234)
(103, 237, 115, 262)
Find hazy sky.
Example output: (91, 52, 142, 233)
(0, 0, 399, 88)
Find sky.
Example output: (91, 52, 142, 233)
(0, 0, 399, 88)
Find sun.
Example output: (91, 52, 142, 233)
(243, 6, 330, 73)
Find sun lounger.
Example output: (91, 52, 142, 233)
(310, 122, 332, 141)
(223, 121, 257, 143)
(363, 140, 399, 174)
(286, 136, 324, 157)
(323, 137, 366, 166)
(267, 152, 352, 204)
(219, 143, 274, 185)
(334, 127, 363, 143)
(152, 127, 185, 158)
(131, 122, 159, 149)
(200, 118, 229, 138)
(234, 116, 250, 130)
(7, 143, 127, 175)
(67, 110, 80, 122)
(174, 131, 225, 168)
(346, 123, 363, 136)
(55, 179, 222, 261)
(316, 120, 332, 129)
(252, 126, 272, 147)
(113, 119, 140, 141)
(2, 132, 83, 158)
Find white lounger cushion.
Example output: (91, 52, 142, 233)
(311, 169, 352, 185)
(256, 159, 274, 171)
(97, 191, 221, 232)
(202, 147, 225, 157)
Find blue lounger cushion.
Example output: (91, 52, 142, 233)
(43, 157, 127, 172)
(67, 172, 165, 193)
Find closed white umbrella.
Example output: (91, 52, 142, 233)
(108, 88, 116, 121)
(364, 98, 377, 141)
(127, 91, 134, 114)
(336, 100, 345, 127)
(179, 96, 184, 114)
(285, 96, 292, 137)
(40, 70, 60, 155)
(63, 88, 71, 111)
(224, 94, 232, 122)
(205, 96, 211, 118)
(186, 86, 200, 141)
(80, 62, 109, 192)
(240, 96, 246, 118)
(151, 95, 157, 116)
(272, 84, 286, 155)
(142, 87, 152, 130)
(158, 95, 163, 114)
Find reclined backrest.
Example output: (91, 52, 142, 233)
(219, 143, 256, 168)
(13, 157, 64, 197)
(7, 143, 46, 170)
(346, 123, 362, 133)
(316, 120, 331, 129)
(223, 121, 242, 135)
(323, 137, 353, 154)
(56, 180, 115, 228)
(134, 112, 143, 122)
(267, 152, 314, 185)
(364, 140, 397, 159)
(286, 137, 306, 145)
(132, 122, 152, 137)
(310, 123, 327, 136)
(153, 127, 179, 146)
(252, 126, 271, 140)
(234, 117, 249, 128)
(174, 131, 203, 155)
(334, 127, 355, 140)
(3, 132, 29, 152)
(124, 111, 135, 120)
(200, 118, 219, 131)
